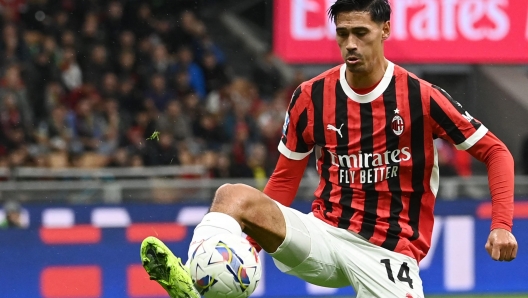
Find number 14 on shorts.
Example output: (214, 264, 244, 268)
(380, 259, 414, 289)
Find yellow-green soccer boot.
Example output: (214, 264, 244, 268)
(141, 236, 201, 298)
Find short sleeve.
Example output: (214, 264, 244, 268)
(278, 85, 314, 160)
(429, 85, 488, 150)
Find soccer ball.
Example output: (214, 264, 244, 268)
(189, 234, 262, 298)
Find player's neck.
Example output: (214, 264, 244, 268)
(345, 58, 388, 90)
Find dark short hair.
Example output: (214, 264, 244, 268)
(328, 0, 391, 24)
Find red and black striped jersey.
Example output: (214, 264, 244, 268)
(279, 62, 488, 262)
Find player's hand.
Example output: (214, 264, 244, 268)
(485, 228, 517, 261)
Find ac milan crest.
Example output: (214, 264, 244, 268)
(391, 114, 404, 136)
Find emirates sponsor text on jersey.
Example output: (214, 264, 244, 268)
(327, 147, 411, 184)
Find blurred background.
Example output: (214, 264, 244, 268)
(0, 0, 527, 297)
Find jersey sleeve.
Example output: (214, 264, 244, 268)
(278, 85, 314, 160)
(429, 85, 488, 150)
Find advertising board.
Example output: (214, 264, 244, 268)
(0, 202, 526, 297)
(273, 0, 528, 64)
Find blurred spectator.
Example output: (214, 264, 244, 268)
(0, 1, 25, 23)
(193, 112, 227, 151)
(157, 100, 192, 142)
(134, 38, 152, 89)
(173, 70, 195, 99)
(247, 143, 269, 190)
(100, 72, 120, 99)
(61, 82, 99, 111)
(150, 44, 172, 78)
(257, 91, 288, 167)
(0, 92, 29, 151)
(130, 154, 144, 167)
(99, 99, 121, 155)
(214, 153, 235, 178)
(222, 79, 261, 143)
(145, 73, 173, 112)
(0, 23, 28, 66)
(42, 35, 61, 65)
(172, 46, 206, 99)
(117, 50, 138, 82)
(44, 82, 64, 113)
(118, 31, 136, 54)
(201, 51, 230, 93)
(175, 11, 199, 49)
(252, 50, 283, 100)
(118, 78, 144, 117)
(27, 39, 60, 122)
(178, 147, 195, 167)
(205, 83, 232, 115)
(33, 104, 72, 154)
(103, 1, 125, 50)
(0, 65, 33, 130)
(49, 11, 71, 42)
(0, 200, 25, 229)
(230, 122, 254, 178)
(155, 19, 178, 54)
(84, 45, 113, 87)
(108, 147, 130, 167)
(124, 110, 155, 159)
(131, 3, 155, 39)
(59, 47, 82, 91)
(193, 32, 226, 66)
(79, 13, 103, 62)
(145, 132, 180, 166)
(60, 30, 76, 49)
(181, 92, 202, 127)
(69, 98, 107, 153)
(200, 150, 218, 178)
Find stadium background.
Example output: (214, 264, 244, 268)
(0, 0, 527, 297)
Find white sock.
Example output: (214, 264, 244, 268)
(187, 212, 243, 262)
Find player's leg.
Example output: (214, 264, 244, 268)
(325, 227, 424, 298)
(197, 182, 348, 286)
(189, 183, 287, 255)
(141, 183, 348, 297)
(141, 183, 293, 298)
(267, 202, 351, 287)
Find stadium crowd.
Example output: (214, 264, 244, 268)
(0, 0, 304, 179)
(0, 0, 474, 182)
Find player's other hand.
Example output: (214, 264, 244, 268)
(485, 228, 518, 261)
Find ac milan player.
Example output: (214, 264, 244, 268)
(140, 0, 517, 297)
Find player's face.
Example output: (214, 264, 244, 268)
(335, 11, 390, 74)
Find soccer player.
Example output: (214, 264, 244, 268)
(140, 0, 518, 297)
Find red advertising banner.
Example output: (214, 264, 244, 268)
(273, 0, 528, 64)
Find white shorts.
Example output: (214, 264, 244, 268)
(270, 203, 424, 298)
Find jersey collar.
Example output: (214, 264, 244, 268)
(339, 60, 395, 103)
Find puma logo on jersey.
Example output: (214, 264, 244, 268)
(327, 123, 344, 138)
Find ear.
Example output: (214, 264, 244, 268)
(381, 21, 391, 41)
